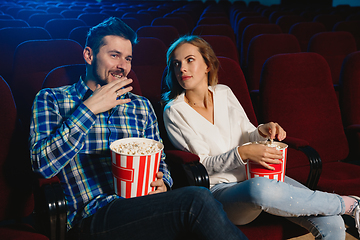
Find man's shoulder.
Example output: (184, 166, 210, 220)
(37, 83, 77, 101)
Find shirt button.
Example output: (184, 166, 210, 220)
(108, 121, 111, 124)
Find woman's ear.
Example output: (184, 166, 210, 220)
(83, 46, 93, 65)
(205, 65, 210, 74)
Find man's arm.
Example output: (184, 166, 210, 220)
(30, 88, 96, 178)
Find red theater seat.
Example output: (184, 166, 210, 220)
(260, 52, 360, 195)
(339, 51, 360, 160)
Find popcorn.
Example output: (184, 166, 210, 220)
(264, 142, 282, 150)
(112, 140, 161, 155)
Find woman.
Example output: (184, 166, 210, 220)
(162, 35, 360, 240)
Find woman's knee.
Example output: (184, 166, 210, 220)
(244, 178, 285, 204)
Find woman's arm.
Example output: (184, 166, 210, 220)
(164, 106, 245, 175)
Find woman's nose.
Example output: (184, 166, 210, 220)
(180, 64, 187, 72)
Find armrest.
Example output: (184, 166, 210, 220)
(345, 124, 360, 133)
(33, 181, 58, 240)
(52, 183, 66, 240)
(33, 175, 67, 240)
(283, 137, 322, 190)
(165, 150, 209, 189)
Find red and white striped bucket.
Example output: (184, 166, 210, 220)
(110, 138, 163, 198)
(245, 141, 288, 182)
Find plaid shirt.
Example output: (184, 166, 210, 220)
(30, 78, 173, 230)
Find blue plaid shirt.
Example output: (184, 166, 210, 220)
(29, 78, 173, 230)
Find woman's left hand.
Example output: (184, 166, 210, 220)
(258, 122, 286, 141)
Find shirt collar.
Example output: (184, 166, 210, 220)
(76, 76, 92, 101)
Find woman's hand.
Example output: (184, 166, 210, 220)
(258, 122, 286, 141)
(238, 144, 283, 170)
(148, 172, 167, 195)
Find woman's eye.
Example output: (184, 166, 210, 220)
(174, 62, 180, 67)
(187, 58, 194, 63)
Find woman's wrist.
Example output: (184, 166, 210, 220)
(237, 145, 248, 163)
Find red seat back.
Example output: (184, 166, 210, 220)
(201, 35, 240, 64)
(241, 23, 282, 68)
(260, 52, 349, 166)
(132, 37, 167, 104)
(308, 31, 357, 85)
(247, 33, 301, 91)
(192, 24, 236, 44)
(289, 22, 326, 52)
(11, 39, 84, 132)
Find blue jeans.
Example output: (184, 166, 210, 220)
(71, 186, 248, 240)
(211, 177, 346, 240)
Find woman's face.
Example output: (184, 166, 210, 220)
(172, 43, 209, 91)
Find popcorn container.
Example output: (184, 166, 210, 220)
(245, 141, 288, 182)
(110, 138, 163, 198)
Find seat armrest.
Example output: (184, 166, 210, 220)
(33, 182, 58, 240)
(165, 150, 209, 189)
(33, 175, 67, 240)
(283, 137, 322, 190)
(283, 136, 310, 149)
(345, 124, 360, 133)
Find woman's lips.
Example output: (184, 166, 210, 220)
(181, 75, 191, 80)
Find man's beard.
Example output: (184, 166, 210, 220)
(92, 58, 126, 86)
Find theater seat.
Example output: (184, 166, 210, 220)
(132, 37, 167, 105)
(289, 22, 326, 52)
(0, 27, 51, 84)
(339, 51, 360, 160)
(308, 31, 357, 88)
(240, 23, 282, 68)
(0, 75, 49, 240)
(259, 52, 360, 196)
(201, 35, 240, 64)
(192, 24, 236, 44)
(10, 39, 84, 135)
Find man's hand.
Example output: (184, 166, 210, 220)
(84, 77, 133, 115)
(148, 172, 167, 195)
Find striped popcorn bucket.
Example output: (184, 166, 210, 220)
(110, 138, 163, 198)
(245, 141, 288, 182)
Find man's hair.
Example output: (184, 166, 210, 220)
(161, 35, 219, 105)
(85, 17, 138, 55)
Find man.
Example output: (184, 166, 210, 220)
(30, 17, 247, 240)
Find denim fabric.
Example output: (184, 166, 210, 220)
(72, 186, 248, 240)
(211, 177, 346, 240)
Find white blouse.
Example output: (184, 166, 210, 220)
(163, 84, 267, 188)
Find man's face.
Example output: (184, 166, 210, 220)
(89, 35, 132, 86)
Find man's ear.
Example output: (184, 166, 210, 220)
(83, 46, 93, 65)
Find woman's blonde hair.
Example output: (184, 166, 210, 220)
(161, 35, 219, 105)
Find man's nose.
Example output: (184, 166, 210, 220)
(116, 58, 127, 69)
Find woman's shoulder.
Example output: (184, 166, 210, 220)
(163, 94, 185, 112)
(211, 84, 232, 93)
